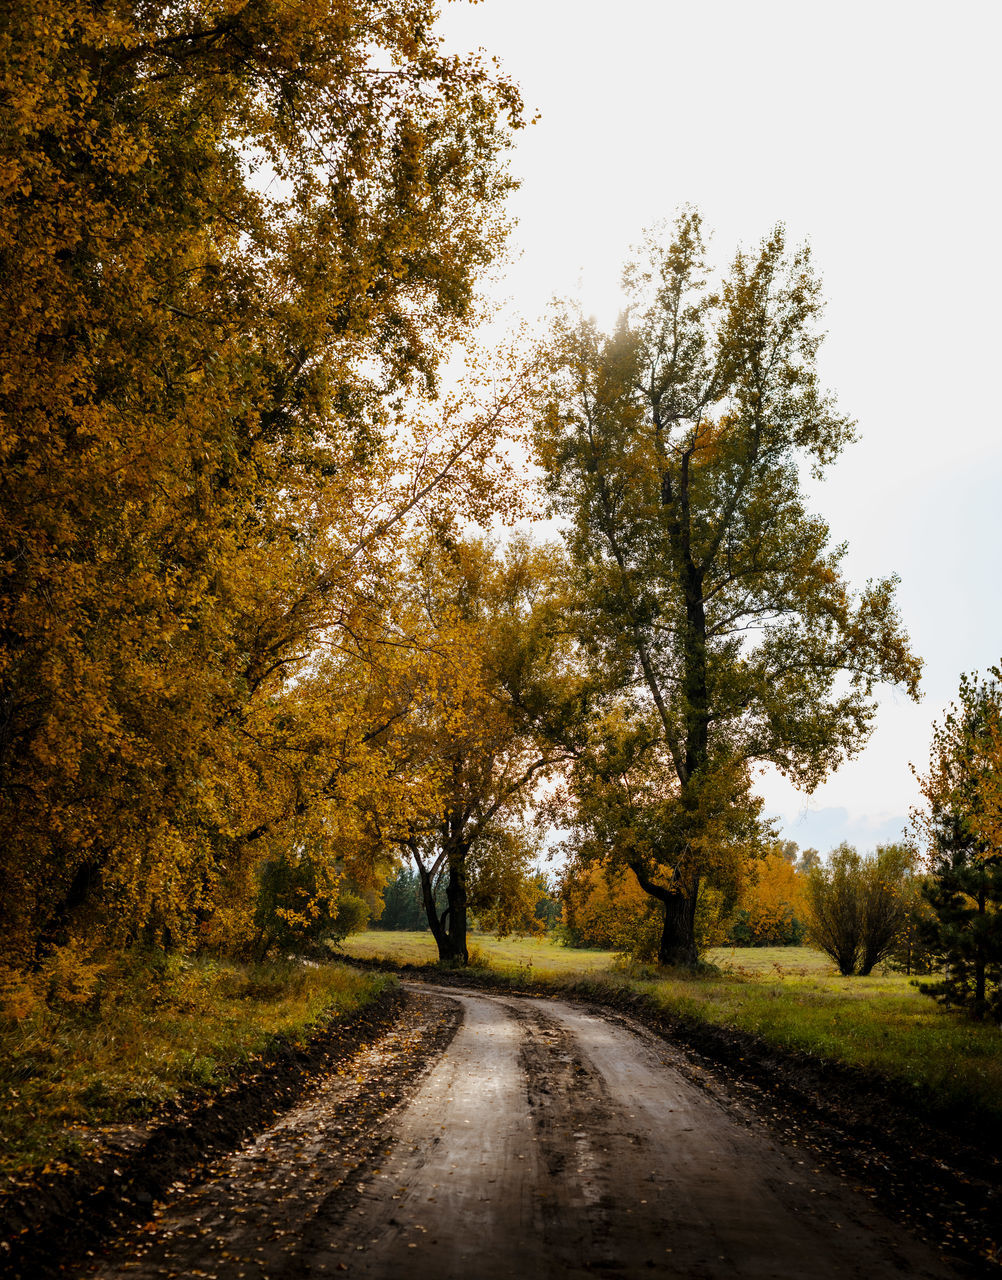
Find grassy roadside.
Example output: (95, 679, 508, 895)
(342, 931, 1002, 1127)
(621, 964, 1002, 1121)
(0, 951, 391, 1178)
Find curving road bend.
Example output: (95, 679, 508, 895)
(87, 986, 960, 1280)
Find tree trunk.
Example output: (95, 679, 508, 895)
(413, 837, 470, 965)
(630, 861, 700, 968)
(657, 883, 699, 967)
(414, 852, 449, 957)
(440, 857, 469, 964)
(974, 883, 987, 1020)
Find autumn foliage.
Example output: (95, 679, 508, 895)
(0, 0, 525, 962)
(560, 863, 656, 953)
(728, 852, 808, 947)
(369, 533, 573, 962)
(0, 7, 936, 981)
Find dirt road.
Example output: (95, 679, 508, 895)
(86, 986, 961, 1280)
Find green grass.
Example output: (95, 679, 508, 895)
(344, 930, 1002, 1126)
(628, 966, 1002, 1115)
(0, 951, 391, 1177)
(342, 930, 833, 978)
(12, 932, 997, 1176)
(342, 929, 620, 975)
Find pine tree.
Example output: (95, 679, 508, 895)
(919, 814, 1002, 1020)
(916, 672, 1002, 1020)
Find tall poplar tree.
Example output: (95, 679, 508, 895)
(536, 211, 922, 966)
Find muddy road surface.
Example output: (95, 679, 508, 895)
(85, 986, 961, 1280)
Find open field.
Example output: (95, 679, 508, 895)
(341, 930, 622, 974)
(629, 964, 1002, 1116)
(342, 930, 1002, 1125)
(0, 953, 390, 1176)
(342, 931, 837, 978)
(707, 945, 836, 976)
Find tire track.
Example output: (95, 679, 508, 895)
(513, 1001, 663, 1273)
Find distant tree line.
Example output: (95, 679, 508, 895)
(372, 865, 561, 939)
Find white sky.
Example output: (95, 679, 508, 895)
(438, 0, 1002, 854)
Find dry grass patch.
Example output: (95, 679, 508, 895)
(706, 944, 834, 976)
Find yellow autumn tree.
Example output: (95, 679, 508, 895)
(964, 665, 1002, 855)
(560, 862, 655, 952)
(0, 0, 526, 961)
(728, 850, 808, 946)
(365, 530, 578, 963)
